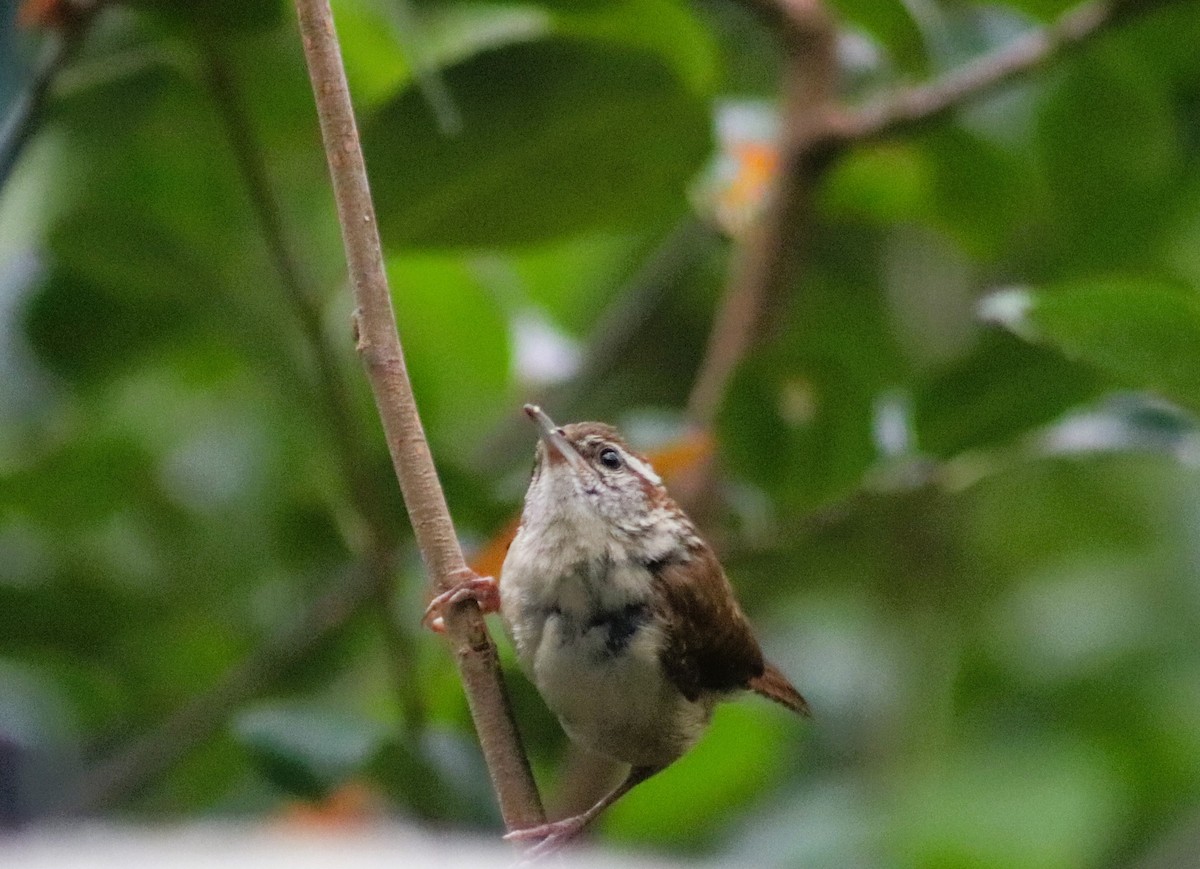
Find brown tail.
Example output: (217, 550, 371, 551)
(749, 662, 811, 717)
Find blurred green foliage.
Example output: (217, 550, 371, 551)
(2, 0, 1200, 866)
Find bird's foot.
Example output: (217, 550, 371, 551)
(504, 815, 589, 861)
(421, 570, 499, 633)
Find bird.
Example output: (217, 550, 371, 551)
(424, 404, 808, 856)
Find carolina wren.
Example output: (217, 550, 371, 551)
(425, 405, 808, 856)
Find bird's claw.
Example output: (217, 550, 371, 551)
(505, 817, 587, 861)
(421, 570, 500, 633)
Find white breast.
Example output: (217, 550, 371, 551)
(499, 471, 712, 767)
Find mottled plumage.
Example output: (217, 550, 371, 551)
(491, 407, 808, 854)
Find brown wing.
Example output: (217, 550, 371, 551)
(651, 544, 765, 702)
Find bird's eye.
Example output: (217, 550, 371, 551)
(598, 447, 622, 470)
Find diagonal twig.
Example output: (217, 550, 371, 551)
(837, 0, 1181, 146)
(0, 3, 101, 190)
(687, 0, 1182, 427)
(65, 562, 382, 813)
(199, 37, 424, 731)
(473, 215, 717, 468)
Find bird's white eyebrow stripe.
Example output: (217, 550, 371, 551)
(618, 447, 661, 486)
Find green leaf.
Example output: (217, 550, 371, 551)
(994, 0, 1086, 21)
(333, 0, 550, 110)
(914, 331, 1104, 456)
(234, 703, 389, 800)
(126, 0, 285, 34)
(825, 0, 926, 75)
(386, 254, 511, 452)
(24, 216, 219, 386)
(508, 229, 648, 332)
(1036, 49, 1181, 271)
(718, 265, 907, 512)
(821, 130, 1038, 263)
(820, 143, 932, 226)
(721, 346, 879, 511)
(920, 127, 1037, 262)
(370, 727, 500, 826)
(2, 433, 156, 529)
(892, 740, 1122, 869)
(544, 0, 718, 96)
(980, 279, 1200, 414)
(363, 39, 711, 247)
(336, 0, 717, 110)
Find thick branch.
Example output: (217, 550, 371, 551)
(838, 0, 1177, 145)
(292, 0, 543, 832)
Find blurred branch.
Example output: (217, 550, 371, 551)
(545, 218, 718, 422)
(293, 0, 543, 834)
(62, 29, 432, 816)
(199, 40, 378, 526)
(200, 38, 423, 739)
(541, 0, 1185, 832)
(0, 2, 100, 190)
(687, 0, 1179, 426)
(687, 0, 840, 426)
(66, 563, 382, 813)
(837, 0, 1181, 146)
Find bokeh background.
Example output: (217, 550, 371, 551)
(3, 0, 1200, 866)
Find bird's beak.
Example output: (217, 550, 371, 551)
(523, 404, 592, 478)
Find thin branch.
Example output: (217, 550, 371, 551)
(687, 0, 840, 426)
(68, 0, 1168, 828)
(837, 0, 1179, 146)
(0, 4, 99, 189)
(58, 35, 423, 817)
(292, 0, 543, 833)
(65, 562, 382, 813)
(200, 37, 424, 724)
(199, 40, 375, 522)
(210, 25, 419, 750)
(687, 0, 1177, 426)
(548, 218, 718, 421)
